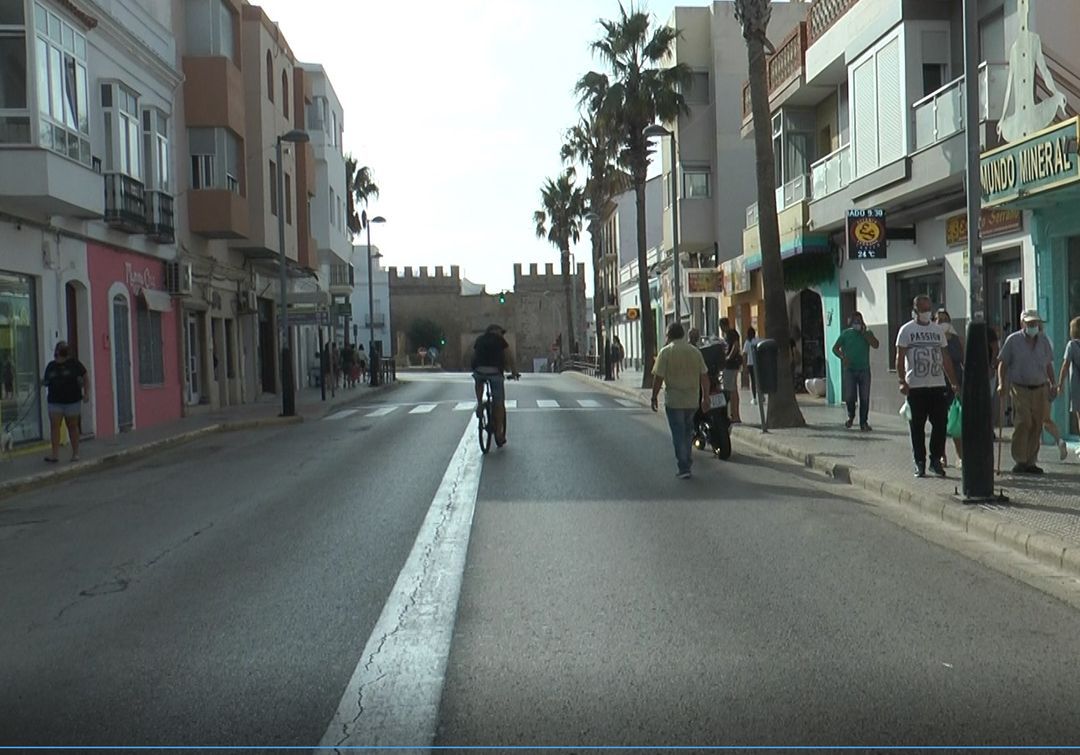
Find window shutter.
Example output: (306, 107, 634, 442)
(876, 37, 903, 166)
(852, 59, 877, 177)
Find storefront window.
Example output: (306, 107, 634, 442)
(0, 271, 42, 443)
(1070, 238, 1080, 324)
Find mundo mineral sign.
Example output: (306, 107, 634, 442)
(980, 117, 1080, 207)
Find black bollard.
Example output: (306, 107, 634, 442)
(960, 322, 1005, 502)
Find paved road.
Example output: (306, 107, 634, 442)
(3, 373, 1080, 747)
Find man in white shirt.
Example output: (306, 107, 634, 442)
(896, 295, 961, 478)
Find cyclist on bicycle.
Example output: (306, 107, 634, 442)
(472, 324, 520, 447)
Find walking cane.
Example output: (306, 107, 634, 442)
(995, 394, 1005, 476)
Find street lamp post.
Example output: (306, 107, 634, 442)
(276, 128, 309, 417)
(644, 124, 681, 326)
(362, 210, 386, 386)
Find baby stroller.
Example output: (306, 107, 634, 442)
(693, 342, 732, 460)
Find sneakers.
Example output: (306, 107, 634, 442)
(1012, 463, 1045, 475)
(677, 470, 692, 479)
(928, 461, 946, 478)
(844, 418, 854, 429)
(1059, 440, 1069, 461)
(860, 424, 872, 432)
(750, 397, 757, 406)
(913, 462, 926, 478)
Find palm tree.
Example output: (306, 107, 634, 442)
(578, 4, 692, 388)
(534, 169, 586, 357)
(345, 156, 380, 239)
(733, 0, 805, 427)
(561, 112, 630, 372)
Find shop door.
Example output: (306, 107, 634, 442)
(112, 295, 133, 431)
(984, 251, 1022, 338)
(800, 289, 826, 379)
(840, 290, 857, 329)
(65, 283, 79, 359)
(185, 313, 201, 405)
(258, 299, 276, 394)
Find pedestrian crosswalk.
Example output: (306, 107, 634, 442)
(322, 397, 641, 421)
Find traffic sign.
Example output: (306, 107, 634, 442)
(626, 307, 640, 321)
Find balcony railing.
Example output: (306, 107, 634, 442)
(810, 143, 851, 200)
(745, 174, 809, 228)
(364, 315, 386, 328)
(330, 263, 354, 288)
(145, 190, 175, 244)
(912, 62, 1008, 151)
(808, 0, 859, 44)
(742, 23, 808, 120)
(104, 173, 146, 233)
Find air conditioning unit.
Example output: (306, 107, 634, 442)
(239, 290, 258, 313)
(165, 260, 193, 295)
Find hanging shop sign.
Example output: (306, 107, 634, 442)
(980, 117, 1080, 207)
(626, 307, 640, 321)
(945, 209, 1024, 246)
(846, 209, 887, 260)
(684, 268, 724, 297)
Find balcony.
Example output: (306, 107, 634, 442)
(742, 23, 808, 123)
(329, 263, 354, 294)
(810, 143, 851, 200)
(145, 191, 175, 244)
(807, 0, 858, 44)
(600, 293, 619, 313)
(104, 173, 147, 233)
(0, 148, 104, 218)
(912, 63, 1007, 152)
(189, 188, 249, 239)
(746, 174, 809, 228)
(363, 314, 386, 328)
(182, 56, 246, 135)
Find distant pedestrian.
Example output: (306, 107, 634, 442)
(357, 345, 368, 383)
(1, 358, 13, 399)
(651, 322, 710, 480)
(612, 336, 624, 378)
(832, 311, 879, 431)
(997, 308, 1056, 475)
(896, 295, 960, 478)
(41, 341, 88, 463)
(935, 309, 964, 466)
(330, 343, 340, 388)
(1058, 316, 1080, 461)
(718, 318, 742, 423)
(744, 327, 759, 405)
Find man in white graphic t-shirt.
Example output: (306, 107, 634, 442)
(896, 294, 960, 478)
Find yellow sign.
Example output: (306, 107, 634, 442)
(852, 219, 882, 244)
(626, 307, 640, 321)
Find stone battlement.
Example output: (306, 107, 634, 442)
(513, 262, 587, 292)
(388, 265, 462, 292)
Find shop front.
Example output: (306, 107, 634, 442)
(981, 116, 1080, 438)
(87, 244, 182, 438)
(0, 270, 41, 444)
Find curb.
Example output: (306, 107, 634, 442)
(571, 370, 1080, 581)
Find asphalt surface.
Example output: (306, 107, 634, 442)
(3, 373, 1080, 747)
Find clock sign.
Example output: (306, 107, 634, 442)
(847, 208, 887, 260)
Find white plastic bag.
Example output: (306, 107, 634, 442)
(898, 400, 912, 421)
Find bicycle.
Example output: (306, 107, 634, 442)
(477, 372, 519, 455)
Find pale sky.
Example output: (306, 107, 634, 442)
(255, 0, 708, 294)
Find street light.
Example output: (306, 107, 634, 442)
(276, 128, 309, 417)
(362, 210, 386, 386)
(643, 124, 681, 326)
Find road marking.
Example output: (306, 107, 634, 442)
(325, 409, 359, 421)
(536, 399, 560, 408)
(453, 401, 476, 412)
(615, 398, 640, 407)
(319, 421, 481, 750)
(409, 404, 438, 414)
(576, 399, 601, 408)
(504, 399, 517, 409)
(365, 407, 397, 418)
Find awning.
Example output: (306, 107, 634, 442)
(141, 289, 173, 312)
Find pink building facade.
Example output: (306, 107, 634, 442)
(87, 244, 182, 438)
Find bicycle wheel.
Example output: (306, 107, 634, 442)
(478, 400, 493, 454)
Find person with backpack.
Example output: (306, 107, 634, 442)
(1057, 315, 1080, 461)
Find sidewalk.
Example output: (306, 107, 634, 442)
(575, 366, 1080, 577)
(0, 381, 400, 499)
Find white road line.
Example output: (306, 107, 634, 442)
(615, 399, 640, 408)
(365, 406, 397, 418)
(409, 404, 438, 414)
(535, 399, 560, 408)
(504, 399, 517, 409)
(318, 421, 481, 750)
(325, 409, 359, 421)
(576, 399, 601, 408)
(453, 401, 476, 412)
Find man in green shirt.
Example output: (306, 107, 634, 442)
(652, 322, 711, 479)
(832, 311, 880, 431)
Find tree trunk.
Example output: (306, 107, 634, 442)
(561, 248, 574, 357)
(591, 226, 605, 373)
(634, 169, 656, 388)
(746, 29, 805, 428)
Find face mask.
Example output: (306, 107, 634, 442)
(915, 311, 932, 325)
(852, 323, 864, 332)
(1025, 326, 1040, 337)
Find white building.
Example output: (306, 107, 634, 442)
(348, 244, 391, 358)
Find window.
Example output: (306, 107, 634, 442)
(683, 170, 710, 198)
(101, 82, 141, 178)
(34, 3, 89, 163)
(851, 32, 903, 178)
(306, 96, 324, 130)
(269, 159, 277, 215)
(137, 301, 164, 385)
(0, 0, 29, 143)
(284, 171, 292, 225)
(183, 0, 236, 61)
(329, 186, 335, 226)
(922, 64, 945, 96)
(188, 126, 241, 192)
(266, 50, 273, 102)
(330, 110, 337, 147)
(281, 69, 288, 119)
(142, 109, 169, 192)
(684, 71, 710, 105)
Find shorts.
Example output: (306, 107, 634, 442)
(473, 370, 505, 402)
(48, 402, 82, 418)
(721, 369, 739, 391)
